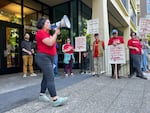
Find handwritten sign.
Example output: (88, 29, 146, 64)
(75, 36, 86, 52)
(108, 44, 125, 64)
(87, 18, 99, 34)
(139, 18, 150, 37)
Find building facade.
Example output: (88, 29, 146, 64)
(0, 0, 137, 75)
(92, 0, 137, 75)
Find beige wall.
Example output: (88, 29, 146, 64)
(92, 0, 110, 74)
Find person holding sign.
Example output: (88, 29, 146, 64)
(108, 29, 124, 79)
(92, 33, 105, 77)
(127, 32, 146, 79)
(62, 38, 75, 77)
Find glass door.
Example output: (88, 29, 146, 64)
(0, 20, 22, 74)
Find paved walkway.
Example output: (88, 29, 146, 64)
(3, 74, 150, 113)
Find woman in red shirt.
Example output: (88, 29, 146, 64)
(62, 38, 75, 77)
(35, 17, 68, 107)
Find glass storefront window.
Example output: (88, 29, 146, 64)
(23, 0, 50, 36)
(24, 0, 42, 11)
(78, 1, 92, 51)
(53, 3, 70, 44)
(24, 6, 38, 37)
(43, 6, 49, 15)
(0, 1, 21, 24)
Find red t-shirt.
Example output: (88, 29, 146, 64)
(94, 41, 99, 57)
(108, 36, 124, 45)
(63, 44, 74, 54)
(36, 29, 56, 56)
(127, 38, 142, 54)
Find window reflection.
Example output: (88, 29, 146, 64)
(6, 27, 20, 68)
(0, 2, 21, 24)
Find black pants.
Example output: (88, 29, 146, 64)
(35, 53, 57, 97)
(111, 64, 121, 77)
(81, 58, 89, 72)
(131, 54, 143, 77)
(129, 54, 136, 75)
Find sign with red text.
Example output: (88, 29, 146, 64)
(75, 36, 86, 52)
(108, 44, 125, 64)
(139, 18, 150, 38)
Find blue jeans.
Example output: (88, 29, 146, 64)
(131, 54, 143, 76)
(141, 49, 148, 71)
(54, 54, 58, 75)
(35, 53, 57, 97)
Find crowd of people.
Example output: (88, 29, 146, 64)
(21, 29, 150, 79)
(20, 16, 150, 107)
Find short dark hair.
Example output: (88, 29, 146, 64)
(130, 32, 136, 36)
(36, 17, 48, 29)
(24, 32, 30, 38)
(94, 33, 99, 37)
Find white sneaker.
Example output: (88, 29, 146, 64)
(70, 73, 74, 76)
(100, 71, 105, 74)
(23, 74, 27, 78)
(81, 72, 84, 74)
(30, 73, 37, 76)
(65, 74, 68, 77)
(86, 72, 89, 74)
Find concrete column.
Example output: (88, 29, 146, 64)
(123, 26, 130, 75)
(92, 0, 110, 74)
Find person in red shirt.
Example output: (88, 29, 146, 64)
(108, 29, 124, 78)
(62, 38, 75, 77)
(127, 32, 145, 79)
(92, 33, 105, 77)
(35, 17, 68, 107)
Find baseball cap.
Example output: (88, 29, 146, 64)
(112, 29, 118, 34)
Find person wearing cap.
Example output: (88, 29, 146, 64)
(92, 33, 105, 77)
(127, 32, 146, 79)
(108, 29, 124, 78)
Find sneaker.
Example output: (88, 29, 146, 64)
(85, 72, 89, 74)
(100, 71, 105, 74)
(53, 97, 68, 107)
(65, 74, 68, 77)
(23, 74, 27, 78)
(54, 74, 59, 77)
(81, 72, 84, 74)
(92, 72, 96, 76)
(30, 73, 37, 76)
(39, 93, 50, 102)
(70, 73, 74, 76)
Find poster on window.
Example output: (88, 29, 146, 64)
(75, 36, 86, 52)
(108, 44, 126, 64)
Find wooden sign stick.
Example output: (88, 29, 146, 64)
(115, 64, 118, 80)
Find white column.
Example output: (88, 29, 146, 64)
(92, 0, 110, 74)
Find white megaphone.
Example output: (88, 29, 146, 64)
(50, 15, 71, 29)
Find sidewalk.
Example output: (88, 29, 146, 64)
(0, 69, 79, 94)
(4, 74, 150, 113)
